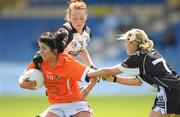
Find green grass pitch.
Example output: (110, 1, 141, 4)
(0, 95, 154, 117)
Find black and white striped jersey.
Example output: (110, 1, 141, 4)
(116, 49, 180, 90)
(56, 22, 91, 57)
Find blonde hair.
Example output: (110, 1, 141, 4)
(65, 0, 87, 21)
(123, 28, 154, 52)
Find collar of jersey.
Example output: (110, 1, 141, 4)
(69, 22, 87, 34)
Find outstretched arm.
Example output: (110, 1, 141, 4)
(102, 75, 142, 86)
(87, 67, 122, 78)
(116, 77, 142, 86)
(87, 63, 141, 85)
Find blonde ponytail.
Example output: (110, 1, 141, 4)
(120, 28, 154, 52)
(139, 39, 154, 52)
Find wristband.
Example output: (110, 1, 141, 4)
(113, 76, 117, 82)
(90, 65, 97, 70)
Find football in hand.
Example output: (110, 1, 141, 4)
(19, 69, 44, 89)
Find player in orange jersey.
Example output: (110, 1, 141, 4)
(19, 32, 97, 117)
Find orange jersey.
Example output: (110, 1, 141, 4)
(26, 53, 89, 104)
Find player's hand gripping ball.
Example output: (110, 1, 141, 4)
(19, 69, 44, 89)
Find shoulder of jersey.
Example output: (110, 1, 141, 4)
(63, 22, 73, 30)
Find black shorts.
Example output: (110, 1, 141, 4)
(152, 86, 180, 114)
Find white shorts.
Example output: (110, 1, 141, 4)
(40, 101, 92, 117)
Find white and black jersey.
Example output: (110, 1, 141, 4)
(56, 22, 91, 57)
(120, 49, 180, 90)
(116, 49, 180, 114)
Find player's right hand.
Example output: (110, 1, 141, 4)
(19, 78, 36, 90)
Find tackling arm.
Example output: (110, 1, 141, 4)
(101, 75, 142, 85)
(116, 76, 142, 86)
(87, 67, 122, 78)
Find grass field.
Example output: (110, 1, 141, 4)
(0, 95, 154, 117)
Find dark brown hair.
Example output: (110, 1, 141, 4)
(38, 32, 68, 53)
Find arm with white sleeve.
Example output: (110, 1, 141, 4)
(87, 63, 141, 85)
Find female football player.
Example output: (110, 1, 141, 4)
(86, 28, 180, 117)
(56, 0, 95, 68)
(19, 32, 97, 117)
(33, 0, 96, 73)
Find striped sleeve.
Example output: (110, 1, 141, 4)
(115, 55, 140, 76)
